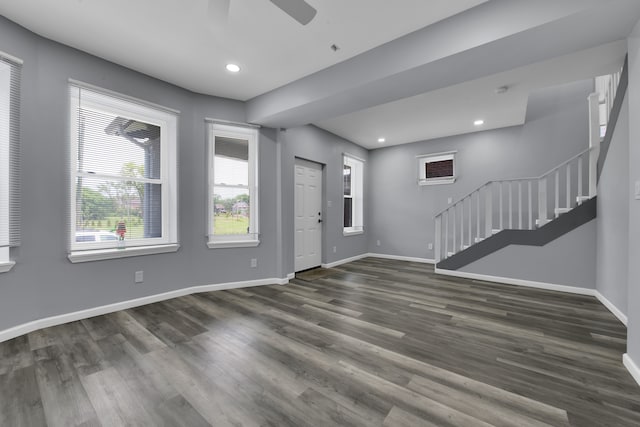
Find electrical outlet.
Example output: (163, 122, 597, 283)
(376, 240, 381, 246)
(428, 243, 433, 250)
(635, 181, 640, 200)
(327, 200, 333, 207)
(332, 246, 337, 253)
(250, 258, 257, 268)
(135, 270, 144, 283)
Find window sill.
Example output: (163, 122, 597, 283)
(0, 261, 15, 273)
(419, 177, 456, 186)
(68, 244, 180, 263)
(207, 240, 260, 249)
(343, 230, 364, 236)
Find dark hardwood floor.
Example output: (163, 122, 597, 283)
(1, 258, 639, 426)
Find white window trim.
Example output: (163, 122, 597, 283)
(68, 85, 178, 262)
(207, 123, 259, 248)
(417, 150, 457, 186)
(0, 247, 14, 272)
(343, 153, 364, 236)
(0, 55, 17, 272)
(68, 244, 180, 263)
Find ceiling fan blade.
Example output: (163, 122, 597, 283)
(208, 0, 230, 27)
(270, 0, 317, 25)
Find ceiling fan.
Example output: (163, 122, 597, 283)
(208, 0, 317, 26)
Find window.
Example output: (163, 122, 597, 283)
(208, 122, 259, 248)
(418, 151, 456, 185)
(343, 154, 364, 235)
(0, 54, 20, 273)
(69, 84, 178, 262)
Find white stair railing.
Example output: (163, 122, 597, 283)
(435, 68, 624, 264)
(588, 68, 622, 197)
(434, 146, 596, 263)
(596, 69, 622, 134)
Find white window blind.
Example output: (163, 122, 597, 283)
(0, 54, 21, 256)
(69, 84, 178, 253)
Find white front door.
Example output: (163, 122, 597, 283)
(294, 159, 323, 272)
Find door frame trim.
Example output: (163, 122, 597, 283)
(293, 157, 325, 272)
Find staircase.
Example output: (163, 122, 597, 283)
(435, 59, 627, 270)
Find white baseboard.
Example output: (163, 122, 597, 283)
(367, 253, 435, 264)
(624, 354, 640, 387)
(594, 291, 628, 326)
(434, 267, 597, 296)
(321, 253, 369, 269)
(0, 276, 290, 344)
(434, 268, 629, 326)
(321, 253, 435, 269)
(287, 272, 295, 280)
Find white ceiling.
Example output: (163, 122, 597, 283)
(0, 0, 487, 100)
(315, 41, 628, 149)
(0, 0, 637, 148)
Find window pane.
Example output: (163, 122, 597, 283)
(344, 197, 353, 228)
(77, 108, 161, 179)
(213, 186, 250, 235)
(343, 165, 352, 196)
(426, 159, 453, 179)
(75, 176, 162, 241)
(215, 136, 248, 186)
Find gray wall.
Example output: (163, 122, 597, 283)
(626, 20, 640, 367)
(0, 17, 282, 332)
(278, 125, 369, 275)
(0, 12, 625, 349)
(368, 79, 594, 261)
(461, 220, 597, 288)
(596, 94, 629, 313)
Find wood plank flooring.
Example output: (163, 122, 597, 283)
(1, 258, 639, 426)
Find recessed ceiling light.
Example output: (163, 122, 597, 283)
(378, 137, 386, 143)
(474, 119, 484, 126)
(226, 63, 241, 73)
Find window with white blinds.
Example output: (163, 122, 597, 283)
(69, 84, 178, 255)
(207, 122, 259, 248)
(0, 54, 21, 272)
(343, 154, 364, 235)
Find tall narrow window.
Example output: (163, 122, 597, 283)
(0, 54, 21, 273)
(69, 84, 178, 262)
(343, 154, 364, 235)
(208, 123, 259, 248)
